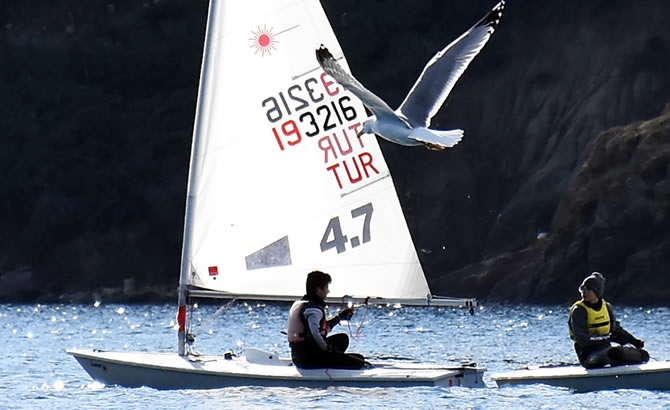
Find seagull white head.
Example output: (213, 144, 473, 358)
(357, 120, 375, 138)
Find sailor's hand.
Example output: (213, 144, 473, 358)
(338, 308, 354, 321)
(589, 334, 610, 343)
(631, 338, 645, 349)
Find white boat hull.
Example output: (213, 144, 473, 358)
(492, 361, 670, 392)
(68, 348, 486, 389)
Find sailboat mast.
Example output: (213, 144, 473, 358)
(177, 0, 220, 356)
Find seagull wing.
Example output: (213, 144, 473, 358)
(398, 0, 505, 127)
(316, 46, 396, 118)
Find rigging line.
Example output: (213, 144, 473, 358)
(196, 298, 237, 330)
(186, 301, 197, 354)
(347, 297, 369, 341)
(187, 299, 195, 335)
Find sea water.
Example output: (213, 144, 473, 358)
(2, 302, 669, 409)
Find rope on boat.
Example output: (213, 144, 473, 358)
(346, 297, 369, 341)
(196, 298, 237, 330)
(184, 298, 237, 354)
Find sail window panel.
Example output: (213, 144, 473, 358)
(245, 236, 292, 270)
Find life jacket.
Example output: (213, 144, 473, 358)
(287, 300, 308, 343)
(569, 298, 611, 339)
(287, 299, 329, 344)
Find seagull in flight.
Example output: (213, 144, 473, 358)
(316, 0, 505, 151)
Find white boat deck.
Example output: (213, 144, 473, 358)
(68, 348, 486, 389)
(492, 360, 670, 392)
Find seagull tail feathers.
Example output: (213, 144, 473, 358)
(410, 128, 464, 149)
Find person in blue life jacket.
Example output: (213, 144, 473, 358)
(568, 272, 649, 369)
(287, 270, 368, 370)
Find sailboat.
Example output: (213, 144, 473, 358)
(68, 0, 483, 389)
(492, 361, 670, 392)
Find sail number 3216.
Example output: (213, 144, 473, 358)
(320, 202, 373, 254)
(263, 73, 358, 151)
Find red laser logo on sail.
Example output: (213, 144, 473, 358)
(249, 24, 299, 56)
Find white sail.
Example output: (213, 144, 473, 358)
(181, 0, 454, 303)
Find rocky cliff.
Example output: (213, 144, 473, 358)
(1, 0, 669, 304)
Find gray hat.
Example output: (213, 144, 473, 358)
(580, 272, 606, 297)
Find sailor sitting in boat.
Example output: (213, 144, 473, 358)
(287, 270, 368, 370)
(568, 272, 649, 369)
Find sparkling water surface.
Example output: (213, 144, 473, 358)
(2, 302, 669, 409)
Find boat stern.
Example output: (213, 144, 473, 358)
(452, 362, 487, 388)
